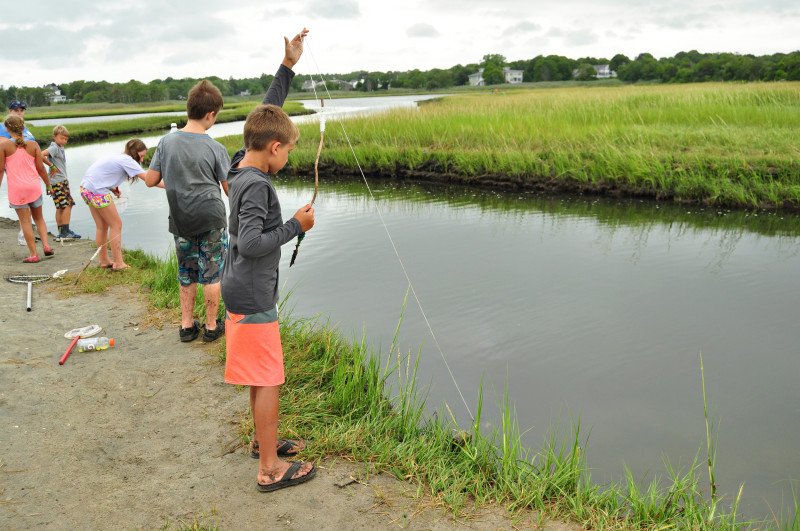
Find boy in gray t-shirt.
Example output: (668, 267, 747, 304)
(146, 81, 231, 343)
(42, 124, 81, 240)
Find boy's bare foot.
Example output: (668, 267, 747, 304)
(111, 263, 131, 271)
(257, 460, 315, 491)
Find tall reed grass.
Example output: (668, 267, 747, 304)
(219, 82, 800, 209)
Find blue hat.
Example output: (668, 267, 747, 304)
(8, 100, 27, 110)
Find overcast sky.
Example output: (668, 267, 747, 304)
(2, 0, 799, 88)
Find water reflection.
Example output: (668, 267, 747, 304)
(3, 100, 800, 521)
(270, 176, 800, 522)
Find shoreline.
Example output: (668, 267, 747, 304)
(0, 217, 578, 530)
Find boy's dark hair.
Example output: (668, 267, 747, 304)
(244, 104, 299, 151)
(186, 80, 224, 120)
(4, 116, 27, 147)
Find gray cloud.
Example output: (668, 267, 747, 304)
(406, 23, 439, 38)
(505, 21, 542, 35)
(306, 0, 360, 19)
(563, 30, 599, 47)
(0, 26, 86, 65)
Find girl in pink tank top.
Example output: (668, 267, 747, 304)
(0, 116, 53, 262)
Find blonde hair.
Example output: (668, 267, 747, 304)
(53, 124, 69, 137)
(243, 104, 299, 151)
(3, 116, 26, 147)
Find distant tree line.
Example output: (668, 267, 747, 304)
(2, 50, 798, 107)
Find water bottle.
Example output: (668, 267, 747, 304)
(77, 337, 115, 352)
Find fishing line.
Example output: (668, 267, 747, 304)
(301, 39, 474, 422)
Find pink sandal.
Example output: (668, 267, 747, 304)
(23, 256, 40, 263)
(43, 246, 55, 256)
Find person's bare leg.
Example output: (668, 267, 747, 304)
(15, 208, 37, 258)
(95, 203, 126, 268)
(180, 283, 197, 329)
(250, 386, 258, 450)
(87, 205, 112, 267)
(253, 385, 313, 487)
(249, 386, 305, 455)
(203, 282, 221, 330)
(30, 205, 50, 250)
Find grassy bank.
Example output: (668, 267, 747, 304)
(28, 101, 311, 145)
(25, 102, 189, 120)
(222, 81, 800, 210)
(64, 249, 798, 530)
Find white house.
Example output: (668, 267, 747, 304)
(593, 64, 617, 78)
(468, 67, 524, 86)
(44, 83, 66, 103)
(302, 79, 326, 90)
(572, 64, 618, 79)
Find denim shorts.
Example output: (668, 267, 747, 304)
(10, 195, 43, 209)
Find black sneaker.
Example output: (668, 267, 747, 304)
(202, 318, 225, 342)
(180, 320, 201, 342)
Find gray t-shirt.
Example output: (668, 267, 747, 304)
(44, 142, 67, 184)
(221, 157, 302, 314)
(150, 132, 230, 236)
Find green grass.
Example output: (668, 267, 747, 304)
(26, 102, 189, 120)
(61, 249, 800, 529)
(29, 101, 310, 145)
(220, 81, 800, 209)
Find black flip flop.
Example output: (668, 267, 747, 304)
(251, 439, 304, 458)
(257, 462, 316, 492)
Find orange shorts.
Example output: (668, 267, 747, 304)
(224, 308, 285, 387)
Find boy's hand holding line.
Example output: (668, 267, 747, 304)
(282, 27, 309, 69)
(293, 203, 315, 232)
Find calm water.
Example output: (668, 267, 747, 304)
(3, 95, 799, 521)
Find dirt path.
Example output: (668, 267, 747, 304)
(0, 217, 580, 530)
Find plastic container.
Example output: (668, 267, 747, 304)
(77, 337, 115, 352)
(18, 227, 40, 245)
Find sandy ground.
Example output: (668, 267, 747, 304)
(0, 217, 581, 531)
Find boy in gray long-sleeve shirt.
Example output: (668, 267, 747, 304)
(220, 28, 317, 493)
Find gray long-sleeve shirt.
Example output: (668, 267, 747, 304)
(220, 64, 300, 314)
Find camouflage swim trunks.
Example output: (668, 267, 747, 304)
(174, 228, 228, 286)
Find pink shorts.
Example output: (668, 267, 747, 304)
(80, 186, 114, 209)
(224, 308, 285, 387)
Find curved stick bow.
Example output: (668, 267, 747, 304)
(290, 99, 324, 267)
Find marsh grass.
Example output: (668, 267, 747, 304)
(68, 250, 800, 529)
(29, 101, 309, 144)
(219, 82, 800, 209)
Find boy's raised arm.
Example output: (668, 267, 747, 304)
(262, 27, 309, 108)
